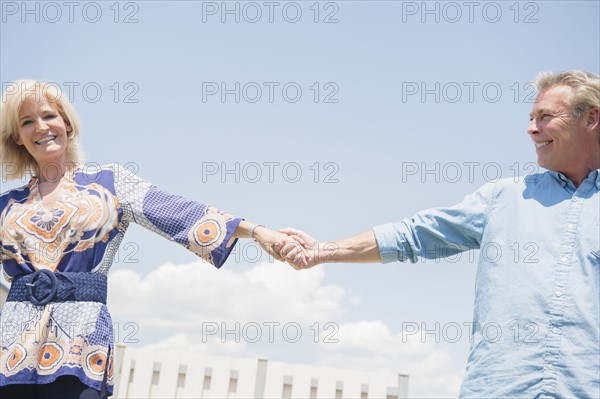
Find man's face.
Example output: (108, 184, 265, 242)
(527, 85, 595, 177)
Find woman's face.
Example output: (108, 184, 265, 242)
(16, 96, 71, 168)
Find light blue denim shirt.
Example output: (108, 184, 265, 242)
(374, 170, 600, 398)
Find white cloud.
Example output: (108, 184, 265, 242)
(136, 332, 250, 358)
(108, 260, 353, 328)
(109, 261, 465, 397)
(315, 320, 465, 397)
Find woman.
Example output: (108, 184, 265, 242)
(0, 80, 304, 398)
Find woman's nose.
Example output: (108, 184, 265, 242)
(35, 119, 49, 132)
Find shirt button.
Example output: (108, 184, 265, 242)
(555, 290, 563, 297)
(546, 364, 554, 370)
(552, 327, 560, 334)
(567, 224, 574, 229)
(561, 256, 568, 263)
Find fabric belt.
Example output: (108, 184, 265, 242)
(7, 270, 107, 306)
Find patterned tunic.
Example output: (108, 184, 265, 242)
(0, 163, 242, 393)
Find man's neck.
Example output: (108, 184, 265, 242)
(563, 167, 598, 188)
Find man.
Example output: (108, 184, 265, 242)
(278, 70, 600, 397)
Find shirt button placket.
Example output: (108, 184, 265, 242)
(542, 190, 587, 396)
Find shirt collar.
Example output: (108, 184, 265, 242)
(549, 170, 572, 189)
(592, 169, 600, 190)
(549, 169, 600, 190)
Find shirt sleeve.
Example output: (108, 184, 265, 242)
(373, 182, 498, 264)
(113, 163, 242, 268)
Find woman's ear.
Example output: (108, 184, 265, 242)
(13, 133, 22, 145)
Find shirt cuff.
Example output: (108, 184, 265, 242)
(373, 223, 401, 264)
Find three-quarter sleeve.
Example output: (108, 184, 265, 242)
(113, 164, 242, 268)
(373, 182, 498, 263)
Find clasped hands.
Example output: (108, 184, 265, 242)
(252, 226, 328, 270)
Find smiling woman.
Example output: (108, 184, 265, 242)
(0, 81, 84, 182)
(0, 80, 305, 399)
(16, 98, 70, 169)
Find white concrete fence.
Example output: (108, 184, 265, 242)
(114, 345, 409, 399)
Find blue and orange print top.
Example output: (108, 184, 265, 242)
(0, 163, 242, 393)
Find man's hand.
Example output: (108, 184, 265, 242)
(276, 228, 328, 269)
(253, 226, 309, 266)
(277, 228, 382, 268)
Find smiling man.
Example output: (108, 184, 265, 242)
(529, 81, 600, 187)
(279, 70, 600, 398)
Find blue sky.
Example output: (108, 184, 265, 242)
(2, 1, 599, 396)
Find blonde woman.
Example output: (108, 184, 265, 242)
(0, 80, 303, 398)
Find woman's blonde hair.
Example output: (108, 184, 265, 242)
(0, 80, 85, 181)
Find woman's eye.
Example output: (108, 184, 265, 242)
(21, 120, 32, 126)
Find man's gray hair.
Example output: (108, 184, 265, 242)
(534, 70, 599, 122)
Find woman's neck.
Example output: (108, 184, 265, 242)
(36, 157, 72, 183)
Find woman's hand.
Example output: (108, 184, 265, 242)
(277, 228, 382, 268)
(253, 226, 309, 267)
(277, 228, 324, 269)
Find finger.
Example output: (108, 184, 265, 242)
(279, 227, 304, 236)
(281, 240, 302, 258)
(289, 252, 305, 270)
(283, 253, 302, 270)
(278, 238, 299, 250)
(276, 240, 292, 257)
(293, 250, 307, 268)
(285, 246, 300, 262)
(294, 243, 311, 264)
(272, 241, 283, 255)
(278, 242, 292, 258)
(281, 247, 297, 260)
(262, 242, 284, 262)
(287, 234, 307, 247)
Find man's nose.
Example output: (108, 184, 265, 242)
(527, 118, 539, 135)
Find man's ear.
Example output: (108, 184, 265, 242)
(586, 108, 599, 131)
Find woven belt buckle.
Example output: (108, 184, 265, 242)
(26, 269, 58, 306)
